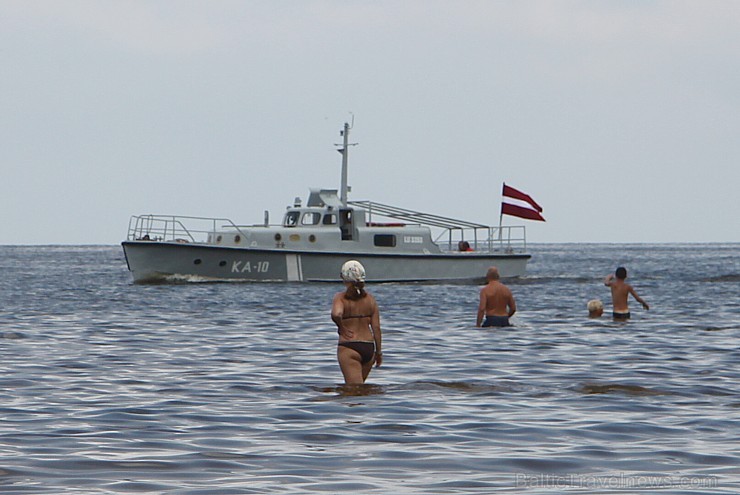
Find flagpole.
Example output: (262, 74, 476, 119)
(498, 212, 503, 249)
(498, 183, 504, 247)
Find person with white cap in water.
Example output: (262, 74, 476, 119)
(331, 260, 383, 384)
(587, 299, 604, 318)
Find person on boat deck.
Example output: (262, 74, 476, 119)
(604, 266, 649, 320)
(331, 260, 383, 385)
(587, 299, 604, 318)
(458, 240, 474, 252)
(476, 266, 516, 327)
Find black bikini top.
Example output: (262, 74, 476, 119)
(341, 313, 372, 319)
(341, 299, 372, 320)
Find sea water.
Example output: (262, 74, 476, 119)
(0, 244, 738, 494)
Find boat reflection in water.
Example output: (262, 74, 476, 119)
(122, 123, 530, 283)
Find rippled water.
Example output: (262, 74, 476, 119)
(1, 244, 738, 494)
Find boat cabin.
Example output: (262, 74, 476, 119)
(282, 189, 367, 241)
(261, 188, 441, 254)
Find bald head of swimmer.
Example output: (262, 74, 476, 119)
(486, 267, 500, 281)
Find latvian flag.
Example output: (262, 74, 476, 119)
(501, 183, 545, 222)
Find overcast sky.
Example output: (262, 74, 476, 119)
(2, 1, 738, 245)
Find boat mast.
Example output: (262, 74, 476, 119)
(339, 122, 350, 207)
(337, 116, 357, 208)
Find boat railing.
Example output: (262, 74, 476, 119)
(126, 214, 246, 243)
(435, 226, 527, 254)
(349, 200, 527, 254)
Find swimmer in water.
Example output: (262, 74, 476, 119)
(604, 266, 649, 320)
(331, 260, 382, 384)
(587, 299, 604, 318)
(476, 266, 516, 327)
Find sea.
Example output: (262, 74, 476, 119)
(0, 243, 738, 494)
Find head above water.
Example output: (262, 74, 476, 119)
(615, 267, 627, 280)
(486, 266, 500, 281)
(587, 299, 604, 317)
(341, 260, 366, 283)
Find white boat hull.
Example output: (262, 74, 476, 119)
(122, 123, 536, 284)
(122, 241, 530, 283)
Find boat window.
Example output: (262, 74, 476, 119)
(284, 211, 299, 227)
(340, 209, 353, 241)
(301, 212, 321, 225)
(323, 214, 337, 225)
(374, 234, 397, 247)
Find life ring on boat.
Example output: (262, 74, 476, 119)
(367, 222, 406, 227)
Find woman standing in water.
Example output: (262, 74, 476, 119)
(331, 260, 382, 384)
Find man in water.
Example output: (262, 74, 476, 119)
(587, 299, 604, 318)
(477, 266, 516, 327)
(604, 267, 649, 320)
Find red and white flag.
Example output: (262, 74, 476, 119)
(501, 184, 545, 222)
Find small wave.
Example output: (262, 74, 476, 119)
(509, 275, 595, 286)
(164, 273, 236, 284)
(105, 481, 177, 492)
(138, 273, 285, 284)
(702, 325, 738, 332)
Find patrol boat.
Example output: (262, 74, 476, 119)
(122, 123, 531, 283)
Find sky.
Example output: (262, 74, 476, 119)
(2, 1, 739, 245)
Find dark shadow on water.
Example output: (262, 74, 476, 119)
(313, 379, 514, 398)
(312, 379, 517, 401)
(578, 382, 668, 396)
(313, 384, 387, 398)
(400, 380, 515, 394)
(700, 273, 740, 283)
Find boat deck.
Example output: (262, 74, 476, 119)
(126, 200, 526, 255)
(349, 200, 525, 253)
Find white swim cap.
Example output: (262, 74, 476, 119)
(587, 299, 603, 311)
(340, 260, 366, 283)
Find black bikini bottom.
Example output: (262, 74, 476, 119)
(338, 341, 375, 364)
(482, 315, 510, 327)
